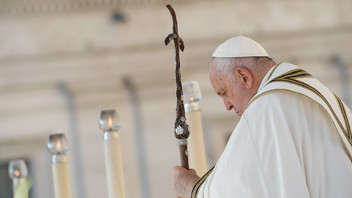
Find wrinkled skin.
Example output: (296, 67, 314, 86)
(174, 166, 200, 198)
(209, 59, 256, 116)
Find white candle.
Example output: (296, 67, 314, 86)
(183, 81, 207, 176)
(8, 159, 29, 198)
(47, 133, 72, 198)
(99, 109, 126, 198)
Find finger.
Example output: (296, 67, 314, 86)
(174, 165, 187, 174)
(189, 168, 197, 174)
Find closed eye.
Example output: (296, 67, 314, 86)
(217, 89, 226, 96)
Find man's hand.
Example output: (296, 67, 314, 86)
(174, 165, 200, 198)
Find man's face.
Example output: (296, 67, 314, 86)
(209, 60, 249, 116)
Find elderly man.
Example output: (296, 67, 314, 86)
(174, 36, 352, 198)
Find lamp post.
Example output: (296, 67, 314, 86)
(183, 81, 207, 176)
(47, 133, 72, 198)
(99, 109, 126, 198)
(8, 159, 29, 198)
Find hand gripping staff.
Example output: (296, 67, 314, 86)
(164, 4, 190, 170)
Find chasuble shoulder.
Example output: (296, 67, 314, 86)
(192, 63, 352, 198)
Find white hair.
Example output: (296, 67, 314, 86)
(213, 57, 275, 80)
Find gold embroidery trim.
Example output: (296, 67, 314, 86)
(249, 88, 352, 163)
(191, 166, 215, 198)
(335, 95, 352, 140)
(247, 68, 311, 109)
(249, 68, 352, 162)
(266, 62, 282, 81)
(271, 78, 352, 150)
(272, 68, 312, 80)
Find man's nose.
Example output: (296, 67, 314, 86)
(224, 99, 233, 111)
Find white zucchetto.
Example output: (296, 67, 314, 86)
(212, 36, 269, 58)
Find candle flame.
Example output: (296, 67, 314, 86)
(14, 170, 20, 177)
(108, 116, 113, 128)
(56, 140, 61, 152)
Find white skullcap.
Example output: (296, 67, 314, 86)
(212, 36, 269, 58)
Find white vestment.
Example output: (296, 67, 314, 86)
(192, 63, 352, 198)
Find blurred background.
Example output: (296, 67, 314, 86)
(0, 0, 351, 197)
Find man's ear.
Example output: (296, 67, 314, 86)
(234, 67, 253, 89)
